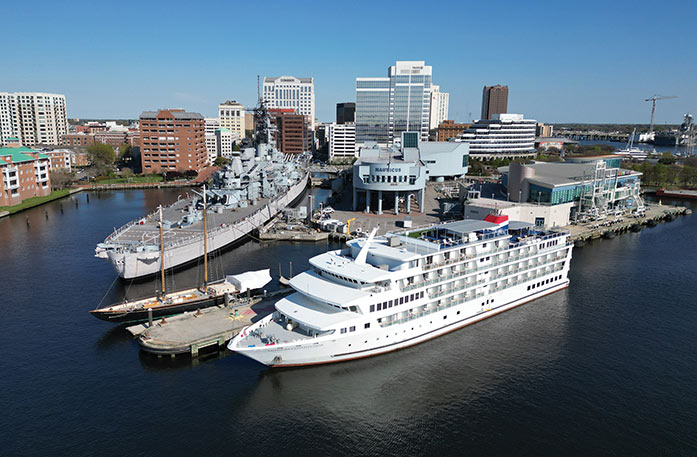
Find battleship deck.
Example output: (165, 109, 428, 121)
(108, 194, 274, 247)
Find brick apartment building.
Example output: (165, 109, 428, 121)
(269, 109, 310, 154)
(437, 120, 469, 141)
(139, 109, 206, 173)
(61, 133, 96, 147)
(0, 141, 51, 207)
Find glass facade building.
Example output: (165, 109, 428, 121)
(356, 61, 432, 147)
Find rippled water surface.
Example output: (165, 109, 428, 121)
(1, 190, 696, 456)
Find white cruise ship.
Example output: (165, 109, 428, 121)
(228, 214, 573, 367)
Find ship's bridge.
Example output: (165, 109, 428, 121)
(289, 270, 375, 310)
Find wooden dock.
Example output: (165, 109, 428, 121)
(127, 291, 288, 357)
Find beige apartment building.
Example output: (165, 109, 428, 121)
(0, 92, 69, 147)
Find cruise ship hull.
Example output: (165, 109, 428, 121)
(106, 174, 308, 279)
(231, 275, 569, 367)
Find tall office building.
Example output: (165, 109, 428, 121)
(262, 76, 315, 128)
(336, 102, 355, 124)
(356, 61, 433, 147)
(139, 109, 206, 173)
(218, 100, 246, 139)
(481, 85, 509, 120)
(269, 109, 310, 155)
(0, 92, 68, 146)
(429, 85, 449, 130)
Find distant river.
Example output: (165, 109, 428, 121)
(0, 189, 696, 456)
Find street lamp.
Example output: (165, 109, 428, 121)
(538, 191, 541, 206)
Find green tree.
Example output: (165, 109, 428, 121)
(121, 167, 134, 179)
(658, 151, 676, 165)
(214, 156, 231, 167)
(86, 143, 116, 175)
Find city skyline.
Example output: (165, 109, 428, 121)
(3, 0, 696, 124)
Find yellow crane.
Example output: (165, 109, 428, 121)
(345, 217, 357, 234)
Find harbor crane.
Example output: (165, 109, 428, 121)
(645, 95, 678, 134)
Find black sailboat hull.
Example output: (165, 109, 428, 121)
(90, 295, 226, 324)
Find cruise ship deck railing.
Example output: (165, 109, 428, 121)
(402, 251, 568, 294)
(381, 265, 565, 329)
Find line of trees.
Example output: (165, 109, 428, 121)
(626, 156, 697, 188)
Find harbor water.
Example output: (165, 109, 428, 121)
(1, 189, 696, 456)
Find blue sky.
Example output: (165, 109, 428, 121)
(3, 0, 696, 124)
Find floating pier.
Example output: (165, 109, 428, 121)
(127, 291, 289, 357)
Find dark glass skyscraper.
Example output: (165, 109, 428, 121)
(336, 102, 355, 124)
(481, 85, 509, 120)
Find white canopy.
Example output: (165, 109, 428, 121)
(226, 269, 272, 293)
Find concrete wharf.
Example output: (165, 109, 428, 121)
(127, 291, 288, 357)
(564, 203, 689, 245)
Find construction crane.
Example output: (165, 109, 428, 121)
(645, 95, 678, 134)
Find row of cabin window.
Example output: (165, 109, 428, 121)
(369, 291, 425, 313)
(544, 239, 560, 248)
(317, 268, 367, 286)
(340, 326, 356, 334)
(527, 275, 562, 291)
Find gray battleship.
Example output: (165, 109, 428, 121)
(95, 105, 310, 279)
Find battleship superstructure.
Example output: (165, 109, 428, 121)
(229, 214, 573, 367)
(95, 104, 310, 279)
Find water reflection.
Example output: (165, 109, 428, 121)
(237, 289, 571, 422)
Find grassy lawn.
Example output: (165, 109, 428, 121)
(0, 189, 73, 214)
(96, 175, 163, 185)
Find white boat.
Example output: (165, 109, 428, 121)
(616, 129, 648, 160)
(228, 214, 573, 367)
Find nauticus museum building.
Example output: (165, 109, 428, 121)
(352, 132, 469, 215)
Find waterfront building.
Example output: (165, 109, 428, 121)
(0, 92, 69, 147)
(139, 109, 206, 173)
(336, 102, 355, 124)
(352, 132, 469, 214)
(263, 76, 315, 128)
(499, 159, 643, 221)
(205, 117, 220, 164)
(43, 148, 73, 170)
(218, 101, 246, 139)
(429, 85, 449, 130)
(328, 122, 356, 161)
(0, 143, 51, 206)
(457, 113, 536, 158)
(270, 109, 310, 155)
(437, 120, 468, 141)
(481, 85, 508, 120)
(356, 61, 434, 148)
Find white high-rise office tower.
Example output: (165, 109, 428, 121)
(356, 61, 433, 147)
(262, 76, 315, 128)
(429, 85, 449, 130)
(0, 92, 68, 146)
